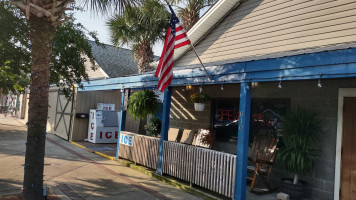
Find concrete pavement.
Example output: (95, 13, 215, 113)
(0, 115, 202, 200)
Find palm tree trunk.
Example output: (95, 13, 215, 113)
(135, 41, 154, 73)
(181, 9, 199, 31)
(23, 16, 55, 200)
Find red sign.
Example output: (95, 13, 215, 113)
(216, 108, 239, 122)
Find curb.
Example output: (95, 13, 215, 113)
(69, 141, 224, 200)
(70, 141, 115, 160)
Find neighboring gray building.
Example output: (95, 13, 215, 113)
(88, 41, 139, 78)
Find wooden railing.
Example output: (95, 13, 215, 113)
(163, 141, 236, 198)
(118, 132, 160, 170)
(118, 132, 236, 198)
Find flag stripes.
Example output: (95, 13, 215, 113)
(155, 6, 191, 92)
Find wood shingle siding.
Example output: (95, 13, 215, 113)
(175, 0, 356, 67)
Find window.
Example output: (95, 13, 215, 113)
(212, 98, 290, 142)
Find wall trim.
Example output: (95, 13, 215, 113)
(80, 47, 356, 91)
(334, 88, 356, 200)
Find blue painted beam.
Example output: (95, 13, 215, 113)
(157, 87, 172, 175)
(78, 48, 356, 91)
(234, 82, 251, 200)
(246, 48, 356, 72)
(116, 89, 127, 159)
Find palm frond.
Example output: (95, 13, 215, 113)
(79, 0, 141, 14)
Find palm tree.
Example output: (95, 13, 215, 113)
(169, 0, 217, 31)
(108, 0, 169, 73)
(7, 0, 139, 199)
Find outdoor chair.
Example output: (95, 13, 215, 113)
(168, 128, 181, 142)
(194, 129, 215, 149)
(180, 129, 196, 144)
(247, 135, 279, 194)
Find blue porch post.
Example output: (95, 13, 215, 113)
(234, 82, 251, 200)
(116, 89, 127, 159)
(157, 86, 172, 175)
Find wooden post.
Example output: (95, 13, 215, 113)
(234, 82, 251, 200)
(116, 89, 127, 159)
(157, 86, 172, 175)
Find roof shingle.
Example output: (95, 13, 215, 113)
(88, 41, 138, 78)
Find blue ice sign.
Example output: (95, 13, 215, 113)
(119, 133, 134, 147)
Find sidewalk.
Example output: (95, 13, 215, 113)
(0, 115, 202, 200)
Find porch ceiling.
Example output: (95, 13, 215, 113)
(79, 47, 356, 91)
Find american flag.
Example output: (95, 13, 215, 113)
(155, 5, 191, 92)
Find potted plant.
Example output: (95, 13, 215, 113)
(128, 90, 159, 120)
(190, 92, 210, 111)
(277, 107, 322, 200)
(144, 117, 161, 137)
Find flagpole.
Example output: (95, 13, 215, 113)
(164, 0, 212, 81)
(190, 45, 212, 81)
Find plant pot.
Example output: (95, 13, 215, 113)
(280, 178, 308, 200)
(194, 103, 205, 111)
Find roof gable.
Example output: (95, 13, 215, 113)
(173, 0, 240, 61)
(175, 0, 356, 67)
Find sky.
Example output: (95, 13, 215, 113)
(72, 2, 211, 56)
(73, 7, 164, 56)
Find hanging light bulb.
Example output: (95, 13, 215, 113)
(221, 84, 224, 91)
(199, 85, 203, 92)
(278, 80, 282, 89)
(246, 83, 250, 90)
(318, 79, 322, 88)
(182, 87, 185, 91)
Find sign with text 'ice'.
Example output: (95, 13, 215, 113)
(119, 133, 134, 147)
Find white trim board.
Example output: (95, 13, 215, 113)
(334, 88, 356, 200)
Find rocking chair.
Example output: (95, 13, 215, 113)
(247, 135, 279, 194)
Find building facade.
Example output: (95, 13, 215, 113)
(79, 0, 356, 199)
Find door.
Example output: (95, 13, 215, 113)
(53, 89, 74, 140)
(341, 97, 356, 199)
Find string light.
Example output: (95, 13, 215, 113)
(318, 74, 322, 88)
(199, 85, 203, 92)
(185, 85, 192, 90)
(220, 84, 224, 91)
(278, 80, 282, 89)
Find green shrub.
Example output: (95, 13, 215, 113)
(277, 107, 323, 184)
(145, 117, 161, 137)
(190, 92, 210, 103)
(128, 90, 159, 120)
